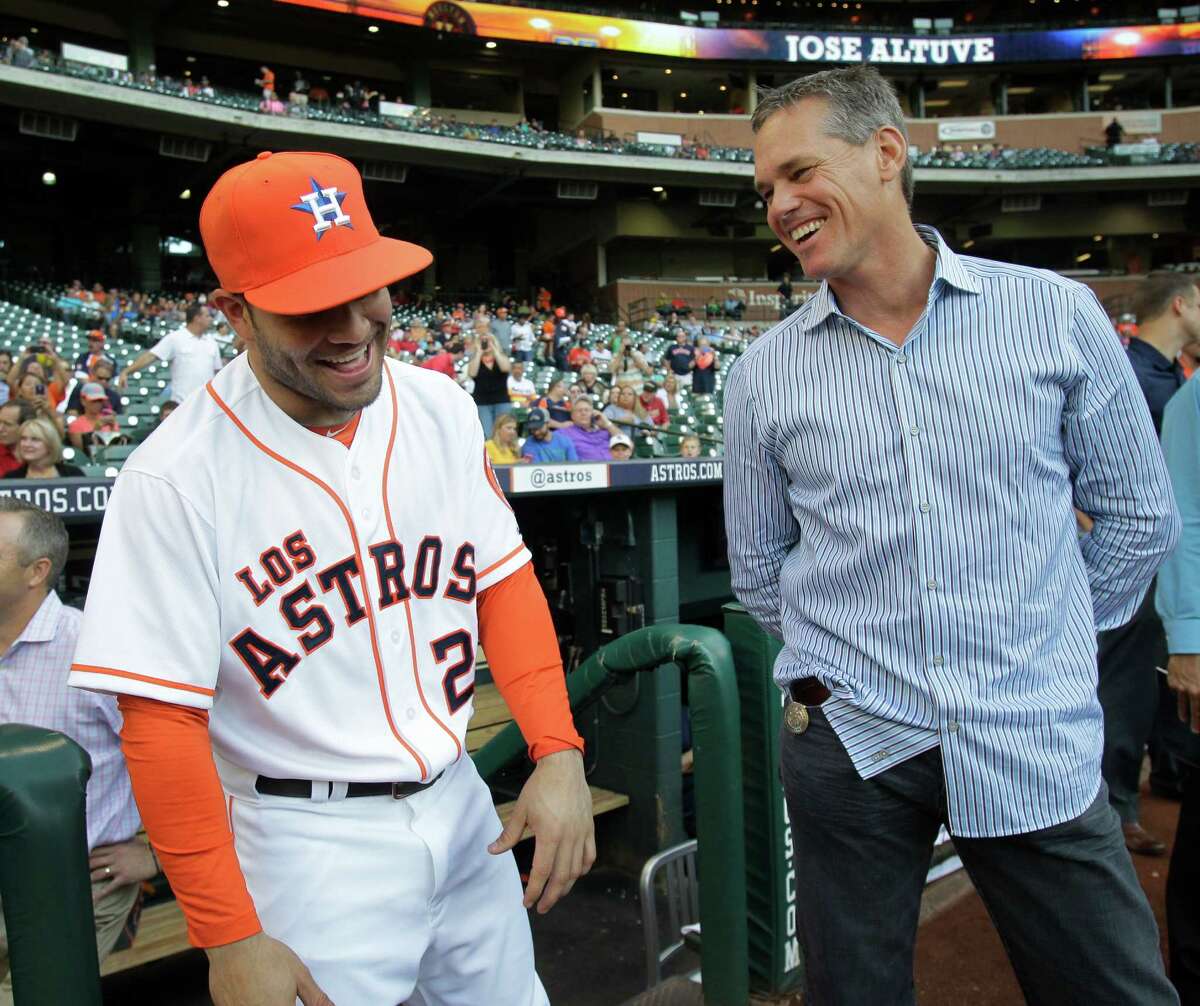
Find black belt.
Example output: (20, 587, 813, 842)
(255, 773, 441, 800)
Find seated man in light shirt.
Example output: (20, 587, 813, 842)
(0, 500, 157, 1002)
(506, 359, 537, 407)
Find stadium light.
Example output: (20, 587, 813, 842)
(216, 0, 229, 6)
(1075, 252, 1092, 263)
(180, 189, 191, 200)
(529, 17, 552, 29)
(680, 10, 699, 23)
(1157, 8, 1180, 23)
(719, 84, 727, 91)
(963, 239, 975, 249)
(912, 17, 932, 33)
(600, 25, 621, 36)
(664, 68, 672, 75)
(1153, 232, 1161, 239)
(1093, 234, 1104, 241)
(611, 73, 619, 80)
(41, 171, 56, 186)
(368, 24, 380, 32)
(485, 40, 497, 48)
(620, 91, 628, 99)
(652, 185, 664, 192)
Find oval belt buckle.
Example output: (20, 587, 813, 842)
(784, 700, 810, 735)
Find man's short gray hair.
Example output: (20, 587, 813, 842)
(0, 497, 69, 589)
(752, 64, 914, 208)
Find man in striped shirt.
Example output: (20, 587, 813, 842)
(727, 65, 1180, 1005)
(0, 500, 155, 1000)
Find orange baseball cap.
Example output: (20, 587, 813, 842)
(199, 151, 432, 316)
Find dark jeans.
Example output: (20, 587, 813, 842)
(1097, 586, 1165, 823)
(781, 708, 1178, 1006)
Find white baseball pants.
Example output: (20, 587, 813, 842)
(216, 752, 550, 1006)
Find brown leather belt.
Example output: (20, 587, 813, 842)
(783, 676, 831, 735)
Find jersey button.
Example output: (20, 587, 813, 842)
(351, 466, 361, 480)
(391, 630, 401, 644)
(406, 707, 417, 720)
(360, 508, 371, 521)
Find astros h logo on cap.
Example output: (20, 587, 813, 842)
(199, 151, 432, 316)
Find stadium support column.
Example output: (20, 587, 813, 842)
(1165, 67, 1174, 109)
(559, 53, 600, 129)
(409, 60, 431, 108)
(126, 12, 156, 75)
(746, 70, 757, 114)
(909, 80, 925, 119)
(129, 187, 161, 290)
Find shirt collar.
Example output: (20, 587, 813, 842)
(13, 590, 63, 647)
(801, 224, 981, 334)
(1127, 337, 1177, 372)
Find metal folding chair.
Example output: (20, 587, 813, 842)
(639, 838, 700, 989)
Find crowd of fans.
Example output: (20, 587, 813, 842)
(9, 39, 1197, 169)
(2, 278, 741, 477)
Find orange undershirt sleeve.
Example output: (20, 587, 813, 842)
(476, 562, 585, 761)
(117, 695, 262, 948)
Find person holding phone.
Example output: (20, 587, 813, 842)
(468, 327, 513, 434)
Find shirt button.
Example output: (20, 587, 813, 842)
(933, 655, 945, 666)
(909, 426, 921, 437)
(896, 353, 907, 364)
(947, 720, 960, 734)
(926, 579, 938, 590)
(919, 502, 931, 513)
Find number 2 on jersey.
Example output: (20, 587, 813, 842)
(432, 629, 475, 714)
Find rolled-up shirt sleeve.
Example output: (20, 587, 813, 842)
(1157, 378, 1200, 653)
(1064, 287, 1181, 629)
(722, 355, 800, 641)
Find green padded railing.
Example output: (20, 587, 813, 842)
(473, 625, 749, 1006)
(0, 723, 102, 1005)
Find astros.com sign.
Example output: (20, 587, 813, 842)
(783, 34, 994, 65)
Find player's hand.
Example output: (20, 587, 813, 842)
(88, 839, 158, 902)
(207, 932, 334, 1006)
(1167, 654, 1200, 734)
(489, 748, 595, 914)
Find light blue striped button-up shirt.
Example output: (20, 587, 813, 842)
(723, 226, 1180, 837)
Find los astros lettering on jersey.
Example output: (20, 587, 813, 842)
(70, 354, 530, 783)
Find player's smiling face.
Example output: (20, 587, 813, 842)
(229, 288, 392, 426)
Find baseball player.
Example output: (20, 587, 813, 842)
(69, 151, 594, 1006)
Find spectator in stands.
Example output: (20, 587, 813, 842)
(66, 359, 122, 417)
(506, 360, 536, 407)
(590, 338, 613, 373)
(1106, 117, 1125, 150)
(0, 500, 156, 996)
(255, 65, 275, 98)
(533, 378, 572, 430)
(420, 340, 463, 378)
(559, 397, 618, 462)
(0, 402, 30, 477)
(667, 329, 696, 388)
(0, 352, 10, 407)
(12, 373, 61, 436)
(74, 330, 114, 375)
(538, 317, 556, 365)
(484, 413, 524, 466)
(520, 408, 578, 463)
(388, 323, 420, 356)
(705, 296, 721, 320)
(198, 76, 214, 99)
(67, 384, 121, 456)
(567, 341, 591, 371)
(692, 337, 719, 396)
(467, 330, 512, 433)
(638, 381, 669, 427)
(3, 36, 35, 68)
(722, 293, 744, 320)
(658, 372, 683, 412)
(149, 399, 179, 436)
(610, 339, 651, 388)
(290, 72, 309, 107)
(578, 363, 607, 402)
(510, 313, 535, 363)
(553, 314, 575, 371)
(609, 433, 634, 461)
(489, 306, 514, 355)
(118, 303, 221, 403)
(603, 385, 647, 435)
(679, 434, 702, 458)
(260, 90, 286, 116)
(10, 341, 68, 410)
(681, 311, 703, 339)
(778, 273, 795, 319)
(4, 417, 84, 479)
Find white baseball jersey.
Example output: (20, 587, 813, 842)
(70, 354, 530, 783)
